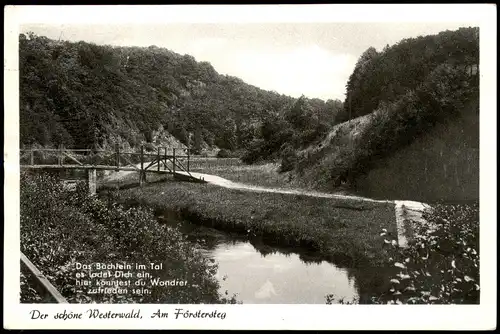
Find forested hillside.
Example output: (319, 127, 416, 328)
(289, 27, 479, 192)
(338, 27, 479, 123)
(19, 32, 342, 153)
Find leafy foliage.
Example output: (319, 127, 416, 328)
(20, 171, 238, 303)
(374, 203, 479, 304)
(19, 33, 297, 152)
(343, 27, 479, 121)
(242, 96, 342, 167)
(325, 202, 480, 304)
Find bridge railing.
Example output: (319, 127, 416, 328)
(20, 145, 194, 175)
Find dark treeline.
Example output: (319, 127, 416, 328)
(19, 32, 342, 154)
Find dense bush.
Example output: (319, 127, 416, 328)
(279, 144, 298, 173)
(242, 97, 342, 166)
(216, 149, 230, 158)
(375, 202, 479, 304)
(291, 27, 479, 191)
(326, 202, 480, 304)
(20, 171, 237, 304)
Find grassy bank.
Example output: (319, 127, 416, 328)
(190, 160, 294, 189)
(20, 171, 237, 304)
(107, 179, 397, 267)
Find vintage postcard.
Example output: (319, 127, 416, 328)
(4, 4, 497, 330)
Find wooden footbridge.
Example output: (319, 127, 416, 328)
(20, 145, 206, 194)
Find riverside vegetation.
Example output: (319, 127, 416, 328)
(20, 171, 238, 304)
(106, 180, 397, 268)
(239, 27, 479, 191)
(327, 202, 479, 304)
(100, 170, 480, 304)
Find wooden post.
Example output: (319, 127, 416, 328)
(30, 147, 34, 166)
(173, 148, 176, 175)
(58, 144, 63, 165)
(87, 169, 97, 195)
(187, 147, 190, 172)
(157, 147, 160, 172)
(140, 145, 145, 186)
(115, 143, 120, 169)
(164, 147, 167, 170)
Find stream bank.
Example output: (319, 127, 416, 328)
(100, 182, 396, 303)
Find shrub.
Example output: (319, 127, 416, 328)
(373, 202, 479, 304)
(20, 171, 237, 304)
(321, 64, 478, 185)
(216, 149, 230, 158)
(143, 142, 156, 152)
(279, 145, 298, 173)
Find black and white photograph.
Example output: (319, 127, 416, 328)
(4, 4, 496, 330)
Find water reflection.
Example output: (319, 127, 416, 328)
(201, 241, 359, 304)
(162, 218, 360, 304)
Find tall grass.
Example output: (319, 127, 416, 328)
(110, 180, 397, 268)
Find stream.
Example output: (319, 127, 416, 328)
(159, 217, 360, 304)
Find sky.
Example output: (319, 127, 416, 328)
(16, 6, 481, 101)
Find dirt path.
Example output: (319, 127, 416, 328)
(102, 162, 431, 247)
(177, 171, 393, 204)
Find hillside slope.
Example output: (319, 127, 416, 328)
(289, 27, 479, 201)
(20, 33, 340, 152)
(355, 99, 479, 202)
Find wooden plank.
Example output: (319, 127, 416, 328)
(161, 160, 172, 173)
(120, 154, 140, 170)
(140, 145, 145, 186)
(173, 148, 176, 174)
(58, 144, 63, 165)
(164, 147, 167, 171)
(19, 165, 173, 172)
(20, 252, 68, 304)
(62, 151, 84, 166)
(115, 144, 120, 169)
(144, 158, 158, 171)
(24, 148, 95, 153)
(174, 171, 207, 183)
(175, 158, 190, 173)
(157, 148, 160, 172)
